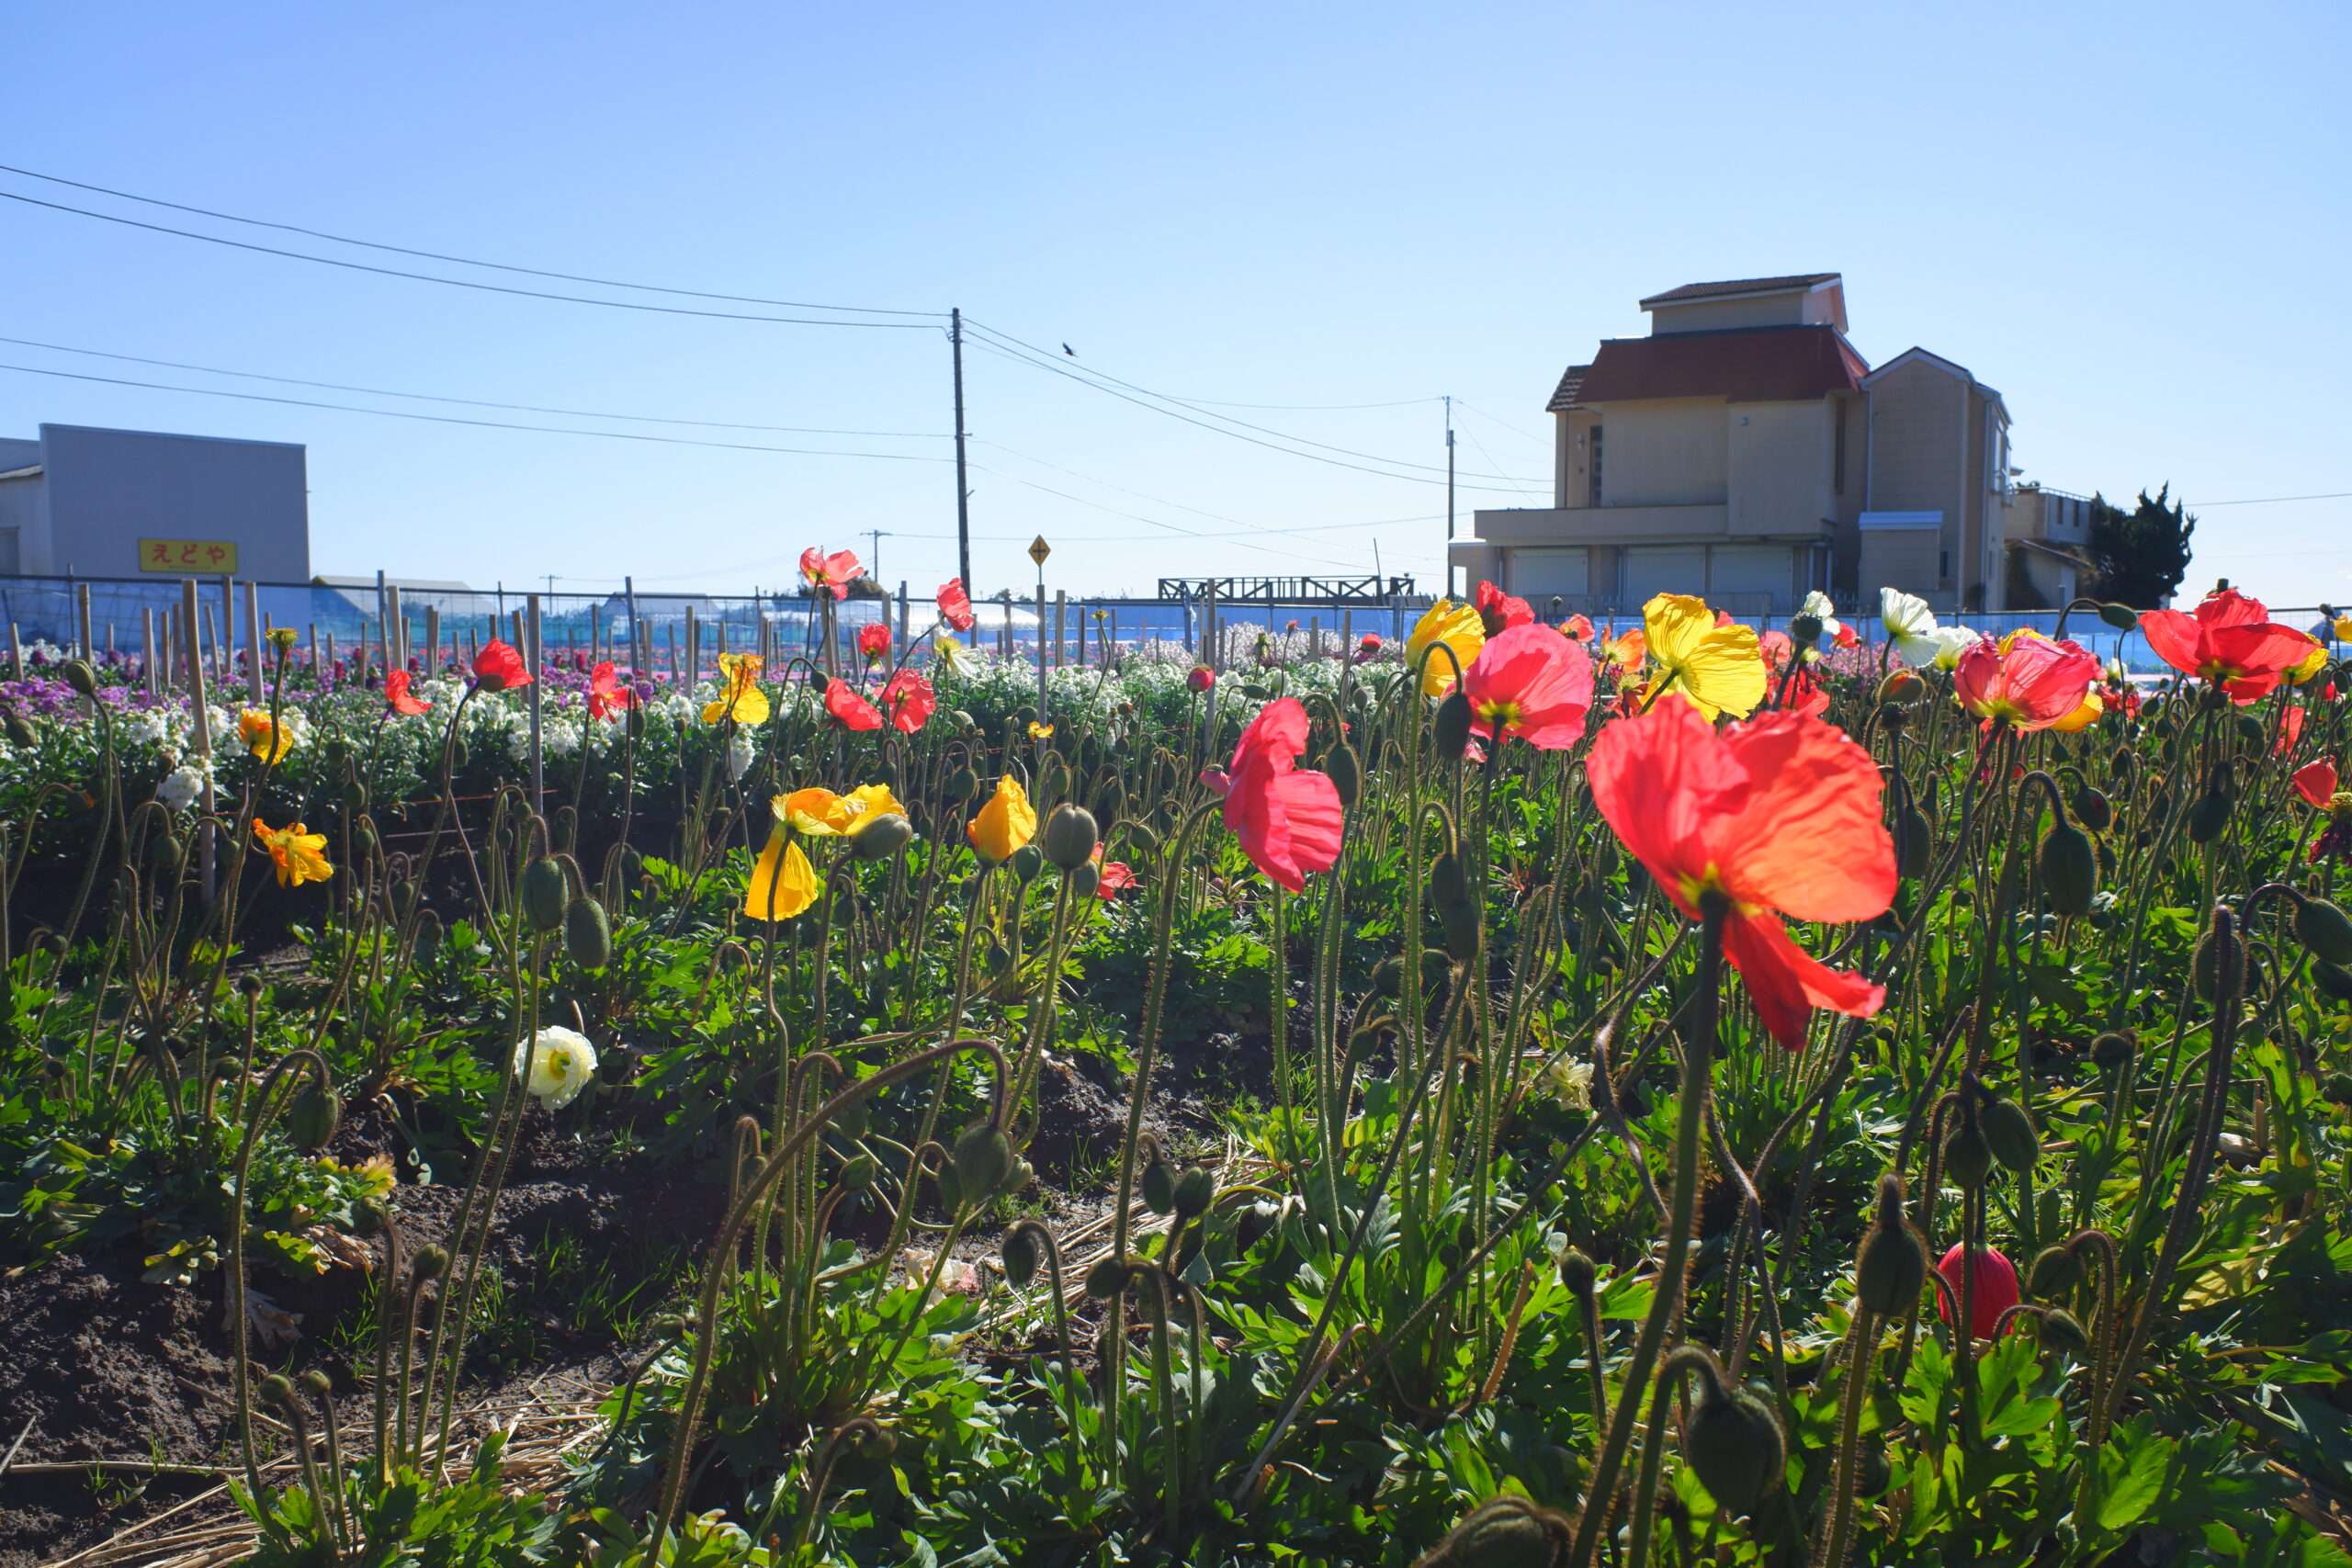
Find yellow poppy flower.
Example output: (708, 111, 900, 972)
(1028, 721, 1055, 740)
(1405, 599, 1486, 698)
(842, 783, 907, 830)
(2286, 636, 2328, 685)
(2335, 615, 2352, 644)
(239, 709, 291, 762)
(1640, 593, 1767, 722)
(967, 774, 1036, 863)
(741, 831, 817, 921)
(701, 653, 772, 727)
(778, 787, 858, 836)
(2051, 690, 2103, 733)
(253, 818, 333, 887)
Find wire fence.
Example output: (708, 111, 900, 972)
(0, 570, 2340, 684)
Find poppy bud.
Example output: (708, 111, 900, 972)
(2038, 1307, 2089, 1355)
(1419, 1496, 1573, 1567)
(2090, 1029, 2134, 1071)
(564, 897, 611, 970)
(2026, 1243, 2084, 1297)
(1326, 743, 1362, 807)
(1187, 666, 1216, 694)
(2294, 897, 2352, 966)
(413, 908, 444, 964)
(344, 777, 370, 813)
(1857, 1442, 1894, 1498)
(2233, 713, 2266, 748)
(1942, 1117, 1994, 1190)
(152, 833, 184, 875)
(1069, 862, 1101, 899)
(2312, 961, 2352, 1005)
(2192, 920, 2244, 1004)
(949, 1122, 1013, 1203)
(842, 1154, 876, 1190)
(520, 856, 568, 934)
(1896, 807, 1933, 878)
(854, 813, 915, 861)
(1003, 1157, 1034, 1197)
(301, 1369, 334, 1397)
(2320, 1070, 2352, 1106)
(2186, 788, 2234, 844)
(62, 659, 98, 698)
(288, 1083, 341, 1150)
(1142, 1157, 1177, 1216)
(2071, 784, 2112, 833)
(1083, 1258, 1131, 1298)
(2039, 818, 2097, 916)
(1001, 1227, 1039, 1288)
(1172, 1166, 1214, 1221)
(1980, 1096, 2040, 1174)
(1042, 804, 1099, 870)
(1432, 691, 1473, 758)
(1855, 1176, 1928, 1316)
(412, 1244, 450, 1280)
(5, 713, 36, 748)
(1430, 850, 1468, 908)
(1875, 669, 1925, 705)
(258, 1372, 298, 1408)
(945, 765, 978, 802)
(1557, 1247, 1597, 1298)
(1007, 843, 1044, 882)
(1682, 1360, 1785, 1514)
(835, 1100, 869, 1141)
(451, 739, 470, 770)
(2097, 602, 2141, 631)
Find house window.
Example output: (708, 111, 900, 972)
(1834, 400, 1847, 495)
(1588, 424, 1603, 507)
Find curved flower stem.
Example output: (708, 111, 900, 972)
(1566, 896, 1724, 1568)
(1815, 1307, 1882, 1567)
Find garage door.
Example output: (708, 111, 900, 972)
(1622, 546, 1705, 603)
(1510, 547, 1589, 601)
(1709, 545, 1792, 613)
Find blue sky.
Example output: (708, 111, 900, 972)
(4, 1, 2346, 608)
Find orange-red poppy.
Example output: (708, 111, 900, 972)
(1203, 697, 1343, 894)
(936, 578, 977, 632)
(880, 669, 934, 732)
(823, 675, 882, 731)
(384, 669, 431, 716)
(2140, 589, 2316, 705)
(800, 547, 865, 601)
(474, 638, 532, 692)
(1951, 632, 2097, 732)
(1586, 699, 1894, 1049)
(1461, 623, 1594, 750)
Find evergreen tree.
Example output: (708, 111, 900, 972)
(2086, 484, 2196, 608)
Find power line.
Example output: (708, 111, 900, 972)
(967, 461, 1396, 570)
(964, 320, 1545, 485)
(0, 187, 934, 329)
(0, 362, 955, 462)
(0, 163, 945, 318)
(2187, 491, 2352, 507)
(0, 335, 945, 439)
(958, 330, 1536, 494)
(976, 436, 1445, 540)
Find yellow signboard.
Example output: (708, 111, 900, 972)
(138, 538, 241, 574)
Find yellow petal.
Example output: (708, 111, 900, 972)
(779, 787, 854, 835)
(843, 783, 907, 829)
(742, 832, 817, 921)
(1641, 593, 1766, 721)
(968, 775, 1036, 862)
(1406, 600, 1486, 698)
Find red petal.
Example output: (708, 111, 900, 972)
(1723, 910, 1886, 1050)
(1715, 714, 1894, 924)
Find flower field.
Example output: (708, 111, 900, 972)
(3, 556, 2352, 1566)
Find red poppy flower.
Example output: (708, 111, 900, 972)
(1561, 614, 1595, 643)
(2277, 705, 2306, 756)
(473, 638, 532, 692)
(1952, 632, 2098, 732)
(880, 668, 934, 732)
(1474, 580, 1534, 636)
(856, 622, 891, 660)
(1759, 629, 1795, 672)
(1936, 1244, 2020, 1339)
(1093, 848, 1136, 899)
(587, 660, 635, 720)
(384, 669, 431, 716)
(1781, 662, 1831, 718)
(1187, 666, 1216, 693)
(823, 676, 883, 730)
(1208, 697, 1343, 893)
(1354, 634, 1385, 662)
(799, 547, 865, 601)
(2295, 758, 2340, 809)
(1461, 624, 1594, 750)
(1586, 699, 1894, 1049)
(936, 578, 977, 633)
(2139, 589, 2316, 705)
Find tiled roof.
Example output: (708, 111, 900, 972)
(1573, 325, 1868, 405)
(1546, 364, 1590, 412)
(1639, 273, 1840, 309)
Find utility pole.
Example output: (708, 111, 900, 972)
(951, 308, 973, 596)
(865, 528, 892, 583)
(1443, 395, 1457, 598)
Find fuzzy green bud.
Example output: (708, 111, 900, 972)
(948, 1122, 1013, 1204)
(1041, 803, 1100, 871)
(1432, 690, 1473, 759)
(2026, 1244, 2085, 1298)
(563, 896, 611, 970)
(1001, 1227, 1039, 1289)
(519, 856, 568, 935)
(1682, 1361, 1786, 1515)
(853, 813, 914, 861)
(1980, 1095, 2040, 1175)
(2039, 818, 2098, 917)
(2294, 898, 2352, 967)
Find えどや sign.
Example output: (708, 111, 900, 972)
(139, 538, 241, 573)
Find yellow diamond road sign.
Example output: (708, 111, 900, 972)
(1028, 536, 1051, 567)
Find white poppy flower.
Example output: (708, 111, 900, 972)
(513, 1026, 598, 1110)
(1798, 591, 1844, 642)
(1924, 627, 1979, 670)
(1547, 1056, 1594, 1111)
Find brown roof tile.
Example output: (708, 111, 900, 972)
(1546, 364, 1590, 412)
(1573, 325, 1867, 405)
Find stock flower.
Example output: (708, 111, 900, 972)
(856, 623, 892, 661)
(1935, 1244, 2020, 1339)
(1407, 599, 1486, 698)
(1641, 593, 1766, 721)
(880, 669, 935, 732)
(823, 677, 883, 731)
(587, 660, 635, 720)
(800, 547, 865, 601)
(1586, 698, 1894, 1049)
(513, 1026, 598, 1110)
(239, 709, 292, 762)
(2139, 588, 2317, 704)
(474, 638, 532, 691)
(384, 670, 431, 716)
(157, 764, 205, 812)
(743, 829, 818, 920)
(702, 653, 771, 726)
(1461, 624, 1595, 750)
(1474, 580, 1534, 636)
(968, 774, 1037, 862)
(937, 578, 977, 632)
(1208, 697, 1344, 894)
(1952, 632, 2098, 732)
(253, 818, 333, 887)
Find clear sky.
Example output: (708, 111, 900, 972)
(4, 2, 2346, 609)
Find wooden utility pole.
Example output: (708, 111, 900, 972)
(952, 309, 973, 596)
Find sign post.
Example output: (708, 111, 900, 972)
(1028, 536, 1051, 722)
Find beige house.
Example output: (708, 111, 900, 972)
(1451, 274, 2065, 615)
